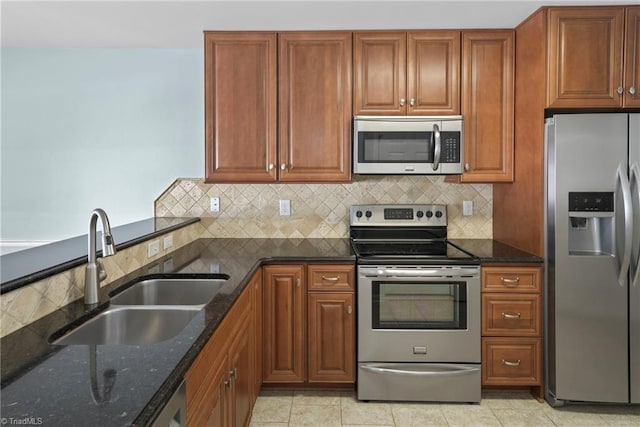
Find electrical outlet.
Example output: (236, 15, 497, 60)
(210, 263, 220, 274)
(210, 197, 220, 212)
(463, 200, 473, 216)
(147, 263, 160, 274)
(163, 235, 173, 250)
(279, 199, 291, 216)
(163, 258, 174, 272)
(147, 240, 160, 258)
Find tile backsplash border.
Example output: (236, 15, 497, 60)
(0, 222, 204, 338)
(155, 175, 493, 240)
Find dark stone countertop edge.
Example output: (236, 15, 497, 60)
(0, 217, 200, 293)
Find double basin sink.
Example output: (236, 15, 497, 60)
(50, 275, 229, 346)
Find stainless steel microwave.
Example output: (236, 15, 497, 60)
(353, 116, 464, 175)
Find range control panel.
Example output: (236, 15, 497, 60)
(350, 204, 447, 227)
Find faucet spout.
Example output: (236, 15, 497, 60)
(85, 208, 116, 308)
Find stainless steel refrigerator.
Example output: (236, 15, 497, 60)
(545, 113, 640, 405)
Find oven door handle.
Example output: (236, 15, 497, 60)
(361, 364, 480, 377)
(362, 268, 479, 278)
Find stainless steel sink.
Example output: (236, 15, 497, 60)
(51, 306, 201, 346)
(110, 277, 227, 306)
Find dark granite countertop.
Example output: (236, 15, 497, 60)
(450, 239, 543, 264)
(0, 217, 200, 293)
(0, 237, 539, 426)
(0, 238, 355, 426)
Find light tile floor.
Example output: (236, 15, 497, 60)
(249, 389, 640, 426)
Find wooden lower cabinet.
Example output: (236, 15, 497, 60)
(262, 265, 306, 383)
(251, 270, 263, 399)
(308, 292, 355, 383)
(263, 263, 355, 385)
(185, 283, 254, 426)
(480, 264, 543, 400)
(482, 337, 542, 385)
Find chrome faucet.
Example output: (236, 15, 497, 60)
(84, 208, 116, 307)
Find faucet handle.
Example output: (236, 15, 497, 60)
(97, 258, 108, 282)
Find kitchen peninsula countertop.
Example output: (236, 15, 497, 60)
(0, 217, 200, 293)
(0, 237, 539, 426)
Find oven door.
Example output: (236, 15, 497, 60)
(357, 265, 480, 363)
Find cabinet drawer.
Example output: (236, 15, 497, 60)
(308, 264, 355, 291)
(482, 266, 542, 292)
(481, 294, 541, 336)
(482, 338, 541, 385)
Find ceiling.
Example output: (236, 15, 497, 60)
(2, 0, 638, 48)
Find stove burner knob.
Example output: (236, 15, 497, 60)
(356, 210, 363, 218)
(426, 210, 433, 218)
(416, 211, 424, 218)
(435, 210, 443, 218)
(365, 210, 372, 218)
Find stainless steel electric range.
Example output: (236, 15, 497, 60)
(350, 204, 481, 403)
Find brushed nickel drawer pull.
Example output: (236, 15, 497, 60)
(502, 312, 521, 319)
(321, 276, 340, 282)
(500, 277, 520, 285)
(347, 305, 353, 315)
(502, 359, 521, 367)
(296, 278, 301, 288)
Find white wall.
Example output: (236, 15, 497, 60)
(1, 48, 203, 242)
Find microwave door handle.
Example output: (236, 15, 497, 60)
(432, 124, 441, 171)
(615, 164, 633, 287)
(631, 163, 640, 287)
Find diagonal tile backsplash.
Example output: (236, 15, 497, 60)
(155, 175, 492, 239)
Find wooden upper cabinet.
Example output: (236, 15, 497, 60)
(625, 7, 640, 107)
(547, 6, 640, 108)
(354, 31, 460, 115)
(354, 32, 406, 114)
(204, 32, 277, 182)
(278, 32, 352, 182)
(547, 7, 625, 107)
(460, 30, 514, 182)
(408, 31, 461, 114)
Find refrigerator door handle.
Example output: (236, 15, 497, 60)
(615, 164, 633, 287)
(631, 162, 640, 288)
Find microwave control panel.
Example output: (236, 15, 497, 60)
(440, 132, 461, 163)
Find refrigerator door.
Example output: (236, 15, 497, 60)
(630, 114, 640, 403)
(546, 113, 629, 404)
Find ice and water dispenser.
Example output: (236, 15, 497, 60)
(568, 192, 615, 256)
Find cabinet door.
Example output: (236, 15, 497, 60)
(229, 316, 252, 427)
(251, 270, 263, 401)
(263, 265, 306, 382)
(547, 7, 625, 107)
(204, 32, 277, 182)
(407, 31, 461, 115)
(625, 7, 640, 107)
(308, 292, 355, 383)
(278, 32, 352, 182)
(461, 31, 514, 182)
(187, 353, 229, 427)
(354, 31, 407, 115)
